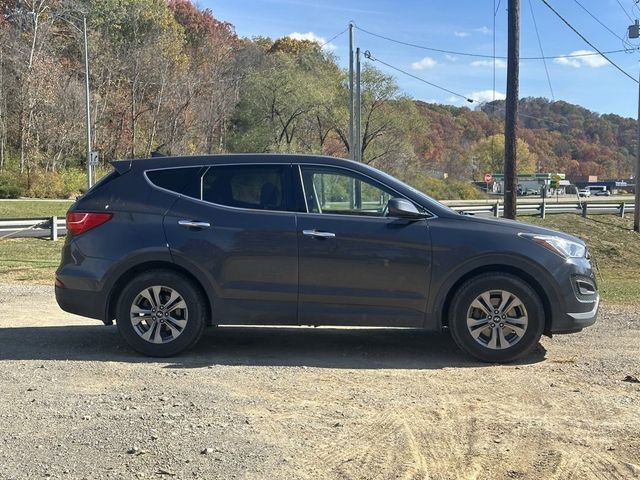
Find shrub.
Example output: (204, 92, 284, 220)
(60, 169, 88, 196)
(409, 174, 486, 200)
(25, 170, 68, 198)
(0, 166, 113, 199)
(0, 173, 24, 198)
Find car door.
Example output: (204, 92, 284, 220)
(296, 165, 432, 327)
(161, 163, 299, 325)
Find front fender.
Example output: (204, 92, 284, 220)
(425, 252, 564, 331)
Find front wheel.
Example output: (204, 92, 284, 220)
(115, 270, 207, 357)
(448, 273, 544, 363)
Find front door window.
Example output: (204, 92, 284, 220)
(300, 166, 394, 217)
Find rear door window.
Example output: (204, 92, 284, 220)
(201, 165, 293, 212)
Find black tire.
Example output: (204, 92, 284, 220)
(115, 270, 207, 357)
(448, 273, 544, 363)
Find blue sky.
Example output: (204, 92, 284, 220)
(201, 0, 640, 118)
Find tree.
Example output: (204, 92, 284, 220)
(229, 40, 340, 153)
(168, 0, 239, 154)
(471, 134, 537, 178)
(89, 0, 186, 158)
(334, 65, 425, 173)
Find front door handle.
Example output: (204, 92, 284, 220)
(302, 229, 335, 239)
(178, 220, 211, 229)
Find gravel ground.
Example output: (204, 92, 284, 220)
(0, 283, 639, 480)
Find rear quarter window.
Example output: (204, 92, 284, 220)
(146, 167, 203, 198)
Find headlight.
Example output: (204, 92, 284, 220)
(518, 233, 586, 258)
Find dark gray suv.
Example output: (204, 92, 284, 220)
(55, 154, 599, 362)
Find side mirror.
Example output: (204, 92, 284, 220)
(387, 198, 428, 220)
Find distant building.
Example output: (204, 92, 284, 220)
(488, 173, 567, 195)
(573, 179, 634, 195)
(568, 175, 598, 184)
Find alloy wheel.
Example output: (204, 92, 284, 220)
(466, 289, 529, 350)
(129, 286, 189, 344)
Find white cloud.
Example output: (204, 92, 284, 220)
(466, 90, 506, 103)
(470, 59, 507, 69)
(475, 26, 491, 35)
(445, 54, 458, 62)
(554, 50, 608, 68)
(554, 57, 581, 68)
(287, 31, 336, 51)
(411, 56, 437, 70)
(454, 31, 470, 37)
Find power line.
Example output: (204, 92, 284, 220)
(491, 106, 570, 127)
(319, 27, 348, 48)
(529, 0, 555, 99)
(354, 24, 638, 60)
(614, 0, 634, 22)
(539, 0, 638, 83)
(573, 0, 625, 42)
(362, 50, 577, 128)
(362, 49, 572, 128)
(363, 51, 474, 102)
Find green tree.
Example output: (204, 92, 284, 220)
(471, 134, 537, 179)
(229, 40, 341, 153)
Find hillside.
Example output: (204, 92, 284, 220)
(415, 98, 636, 180)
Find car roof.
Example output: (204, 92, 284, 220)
(110, 153, 364, 173)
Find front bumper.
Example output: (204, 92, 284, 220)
(545, 253, 600, 334)
(552, 294, 600, 334)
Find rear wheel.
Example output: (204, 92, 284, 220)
(448, 273, 544, 363)
(116, 270, 206, 357)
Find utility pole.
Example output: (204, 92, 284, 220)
(83, 16, 93, 189)
(348, 23, 355, 160)
(355, 47, 362, 163)
(636, 69, 640, 232)
(630, 20, 640, 232)
(52, 12, 93, 189)
(504, 0, 520, 219)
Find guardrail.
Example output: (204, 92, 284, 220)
(0, 201, 636, 240)
(0, 217, 66, 240)
(446, 200, 635, 218)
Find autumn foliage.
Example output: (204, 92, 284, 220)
(0, 0, 635, 199)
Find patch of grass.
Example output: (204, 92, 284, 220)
(522, 214, 640, 305)
(0, 200, 73, 219)
(0, 238, 62, 284)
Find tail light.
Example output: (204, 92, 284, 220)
(66, 212, 113, 236)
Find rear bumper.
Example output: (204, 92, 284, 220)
(55, 286, 107, 323)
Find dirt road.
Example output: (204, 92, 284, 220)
(0, 284, 638, 480)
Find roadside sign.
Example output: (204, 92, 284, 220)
(484, 173, 492, 183)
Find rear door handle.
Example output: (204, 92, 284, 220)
(302, 229, 335, 239)
(178, 220, 210, 229)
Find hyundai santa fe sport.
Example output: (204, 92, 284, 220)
(55, 154, 599, 362)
